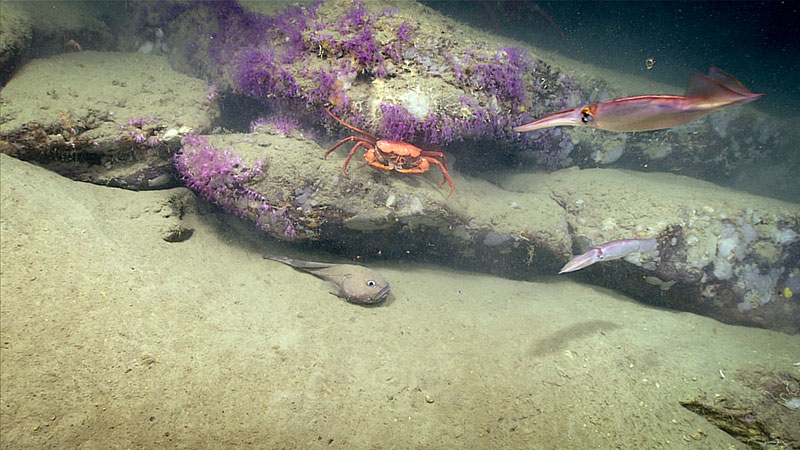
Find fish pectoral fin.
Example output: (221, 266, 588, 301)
(321, 281, 344, 298)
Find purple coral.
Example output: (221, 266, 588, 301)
(375, 100, 517, 148)
(118, 116, 163, 148)
(268, 4, 315, 57)
(342, 28, 382, 71)
(127, 116, 158, 127)
(305, 68, 340, 106)
(337, 1, 372, 32)
(205, 83, 219, 101)
(250, 115, 302, 136)
(269, 116, 302, 135)
(174, 135, 296, 240)
(469, 47, 532, 107)
(248, 117, 268, 133)
(171, 1, 579, 172)
(379, 103, 420, 142)
(232, 47, 299, 101)
(131, 128, 147, 144)
(308, 0, 386, 75)
(396, 21, 412, 42)
(533, 128, 573, 170)
(196, 1, 407, 106)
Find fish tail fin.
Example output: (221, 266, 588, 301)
(262, 254, 290, 264)
(263, 254, 332, 270)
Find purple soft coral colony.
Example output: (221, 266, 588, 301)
(174, 135, 296, 240)
(160, 0, 584, 167)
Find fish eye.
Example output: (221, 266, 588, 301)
(366, 280, 376, 287)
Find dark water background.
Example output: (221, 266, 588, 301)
(423, 1, 800, 116)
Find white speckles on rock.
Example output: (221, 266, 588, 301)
(399, 88, 431, 120)
(483, 231, 512, 247)
(407, 196, 424, 215)
(385, 194, 396, 208)
(601, 218, 616, 231)
(162, 129, 179, 140)
(138, 41, 154, 54)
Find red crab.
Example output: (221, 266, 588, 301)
(323, 109, 455, 197)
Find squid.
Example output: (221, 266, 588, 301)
(514, 67, 763, 133)
(559, 238, 657, 274)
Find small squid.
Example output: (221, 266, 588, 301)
(514, 67, 763, 133)
(559, 238, 657, 274)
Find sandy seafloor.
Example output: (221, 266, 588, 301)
(1, 152, 799, 449)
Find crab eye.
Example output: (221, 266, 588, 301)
(366, 280, 376, 287)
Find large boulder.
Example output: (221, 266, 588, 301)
(174, 129, 800, 333)
(0, 51, 218, 189)
(0, 1, 796, 332)
(0, 2, 33, 82)
(152, 0, 795, 197)
(0, 1, 120, 83)
(499, 169, 800, 332)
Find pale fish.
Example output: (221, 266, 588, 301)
(264, 255, 391, 305)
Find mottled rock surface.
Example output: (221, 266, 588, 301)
(0, 2, 33, 81)
(0, 1, 120, 83)
(154, 0, 796, 197)
(176, 130, 800, 332)
(0, 51, 218, 189)
(0, 1, 797, 331)
(4, 153, 798, 449)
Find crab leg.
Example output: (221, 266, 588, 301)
(422, 158, 455, 198)
(420, 150, 448, 165)
(340, 141, 373, 176)
(559, 238, 657, 274)
(323, 108, 456, 197)
(325, 109, 378, 140)
(324, 136, 372, 158)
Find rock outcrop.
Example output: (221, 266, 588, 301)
(174, 130, 800, 333)
(1, 1, 798, 332)
(0, 52, 218, 189)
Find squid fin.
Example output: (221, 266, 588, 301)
(685, 67, 763, 108)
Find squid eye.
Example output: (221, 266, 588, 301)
(366, 280, 376, 287)
(581, 107, 594, 124)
